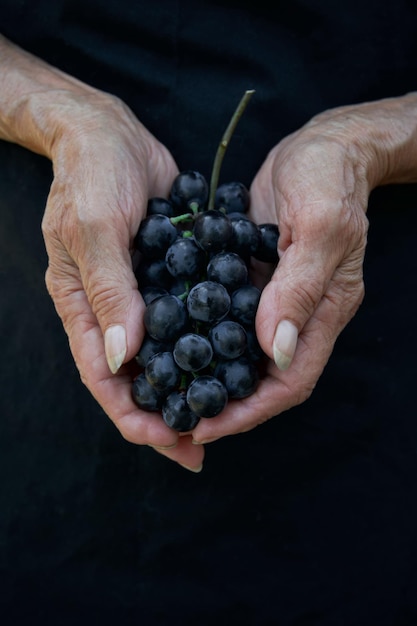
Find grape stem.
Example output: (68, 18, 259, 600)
(207, 89, 255, 211)
(170, 213, 193, 225)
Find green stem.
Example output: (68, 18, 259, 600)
(189, 201, 200, 215)
(207, 89, 255, 211)
(170, 213, 193, 225)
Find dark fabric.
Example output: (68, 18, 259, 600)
(3, 0, 417, 181)
(1, 2, 417, 624)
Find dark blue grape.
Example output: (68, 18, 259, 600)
(169, 277, 196, 298)
(214, 182, 250, 213)
(207, 251, 248, 292)
(229, 215, 261, 258)
(214, 356, 259, 399)
(135, 257, 173, 290)
(165, 236, 206, 279)
(135, 334, 172, 368)
(214, 181, 250, 214)
(140, 286, 169, 306)
(227, 212, 250, 221)
(230, 285, 261, 326)
(187, 280, 231, 324)
(208, 320, 247, 360)
(144, 294, 188, 342)
(169, 170, 209, 213)
(132, 373, 164, 412)
(253, 223, 279, 263)
(173, 333, 213, 371)
(162, 390, 200, 431)
(134, 214, 178, 258)
(145, 351, 181, 394)
(186, 375, 228, 417)
(147, 197, 175, 217)
(245, 326, 265, 362)
(193, 209, 233, 253)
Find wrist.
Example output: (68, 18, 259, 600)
(307, 93, 417, 189)
(0, 36, 125, 159)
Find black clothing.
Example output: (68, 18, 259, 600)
(1, 2, 417, 624)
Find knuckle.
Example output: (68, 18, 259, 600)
(88, 279, 123, 320)
(44, 265, 55, 298)
(286, 273, 325, 320)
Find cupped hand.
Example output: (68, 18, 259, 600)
(192, 109, 371, 444)
(41, 92, 205, 471)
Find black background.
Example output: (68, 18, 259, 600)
(1, 1, 417, 624)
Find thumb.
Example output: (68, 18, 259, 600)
(256, 241, 333, 371)
(78, 226, 144, 374)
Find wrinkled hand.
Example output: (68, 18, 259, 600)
(4, 37, 416, 470)
(192, 107, 371, 444)
(41, 92, 417, 470)
(41, 92, 205, 470)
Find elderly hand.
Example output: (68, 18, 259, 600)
(2, 36, 416, 470)
(0, 36, 207, 471)
(44, 93, 214, 471)
(191, 94, 417, 445)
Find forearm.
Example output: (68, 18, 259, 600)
(0, 35, 112, 158)
(305, 93, 417, 188)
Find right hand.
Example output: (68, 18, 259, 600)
(41, 91, 205, 471)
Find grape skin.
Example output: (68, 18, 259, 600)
(147, 197, 175, 218)
(162, 390, 201, 432)
(214, 356, 259, 399)
(207, 251, 248, 293)
(135, 334, 171, 368)
(187, 281, 231, 324)
(253, 223, 279, 263)
(214, 181, 250, 214)
(135, 257, 172, 291)
(173, 333, 213, 372)
(193, 210, 233, 253)
(165, 236, 206, 279)
(229, 215, 261, 259)
(144, 294, 188, 342)
(145, 351, 182, 394)
(169, 170, 209, 212)
(186, 375, 228, 418)
(134, 214, 178, 258)
(230, 285, 261, 327)
(208, 320, 247, 360)
(132, 373, 164, 412)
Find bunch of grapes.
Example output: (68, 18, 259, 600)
(131, 170, 279, 431)
(130, 90, 279, 432)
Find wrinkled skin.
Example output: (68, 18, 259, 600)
(44, 97, 372, 471)
(192, 115, 370, 448)
(2, 37, 417, 471)
(40, 98, 415, 471)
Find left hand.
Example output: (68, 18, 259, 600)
(149, 94, 417, 465)
(191, 105, 373, 444)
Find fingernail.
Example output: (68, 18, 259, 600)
(152, 443, 178, 450)
(273, 320, 298, 370)
(179, 463, 203, 473)
(104, 325, 127, 374)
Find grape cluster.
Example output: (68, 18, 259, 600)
(131, 170, 279, 432)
